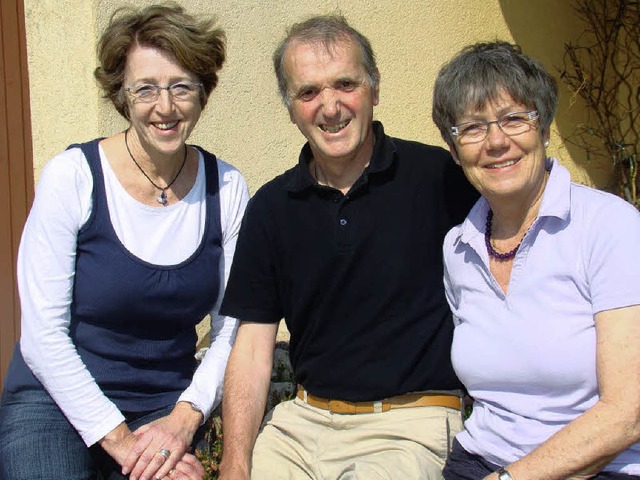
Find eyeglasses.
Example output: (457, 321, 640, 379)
(451, 110, 539, 144)
(124, 82, 203, 103)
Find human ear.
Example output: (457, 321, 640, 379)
(448, 144, 461, 165)
(372, 69, 380, 106)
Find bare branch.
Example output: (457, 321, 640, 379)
(558, 0, 640, 208)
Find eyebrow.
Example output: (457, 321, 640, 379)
(334, 74, 359, 82)
(459, 106, 528, 121)
(126, 76, 195, 86)
(292, 83, 317, 93)
(292, 75, 363, 93)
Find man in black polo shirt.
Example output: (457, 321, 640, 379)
(218, 14, 477, 480)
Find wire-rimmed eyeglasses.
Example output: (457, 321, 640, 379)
(451, 110, 539, 144)
(124, 82, 203, 103)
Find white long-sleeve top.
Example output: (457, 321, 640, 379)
(17, 143, 249, 446)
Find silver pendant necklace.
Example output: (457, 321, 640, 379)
(124, 129, 187, 206)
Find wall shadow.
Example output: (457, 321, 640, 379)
(499, 0, 612, 188)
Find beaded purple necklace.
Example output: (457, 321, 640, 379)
(484, 210, 522, 260)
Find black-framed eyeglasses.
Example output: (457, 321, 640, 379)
(124, 82, 203, 103)
(451, 110, 539, 144)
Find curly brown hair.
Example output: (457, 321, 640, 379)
(94, 2, 226, 120)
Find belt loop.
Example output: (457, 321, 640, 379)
(373, 401, 383, 413)
(303, 390, 308, 403)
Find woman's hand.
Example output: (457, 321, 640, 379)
(98, 422, 139, 468)
(121, 402, 203, 480)
(164, 453, 205, 480)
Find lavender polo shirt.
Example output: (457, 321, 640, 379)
(444, 158, 640, 474)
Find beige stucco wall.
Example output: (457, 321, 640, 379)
(25, 0, 601, 188)
(23, 0, 599, 342)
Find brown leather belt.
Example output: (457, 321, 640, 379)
(296, 386, 462, 414)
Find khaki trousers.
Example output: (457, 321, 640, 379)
(251, 397, 463, 479)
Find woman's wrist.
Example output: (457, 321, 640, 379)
(174, 401, 205, 432)
(496, 467, 514, 480)
(99, 422, 130, 446)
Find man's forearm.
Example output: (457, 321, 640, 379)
(219, 322, 277, 478)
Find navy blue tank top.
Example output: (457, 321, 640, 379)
(5, 139, 222, 412)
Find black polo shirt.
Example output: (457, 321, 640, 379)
(220, 121, 478, 401)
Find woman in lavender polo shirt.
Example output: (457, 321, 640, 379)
(432, 41, 640, 479)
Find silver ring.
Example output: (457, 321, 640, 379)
(159, 448, 171, 461)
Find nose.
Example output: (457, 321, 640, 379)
(485, 120, 509, 149)
(155, 88, 175, 114)
(319, 87, 340, 118)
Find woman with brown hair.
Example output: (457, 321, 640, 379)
(0, 4, 248, 480)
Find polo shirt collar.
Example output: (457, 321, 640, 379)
(537, 157, 571, 221)
(456, 157, 571, 245)
(286, 120, 395, 193)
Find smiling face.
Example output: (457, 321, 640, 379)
(283, 38, 379, 166)
(450, 90, 549, 207)
(124, 44, 202, 159)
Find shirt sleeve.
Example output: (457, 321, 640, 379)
(219, 185, 284, 324)
(585, 193, 640, 314)
(178, 159, 249, 419)
(18, 148, 125, 446)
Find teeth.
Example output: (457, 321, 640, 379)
(488, 159, 517, 169)
(320, 120, 349, 133)
(155, 121, 178, 130)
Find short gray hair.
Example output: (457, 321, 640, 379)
(273, 14, 380, 107)
(432, 41, 557, 146)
